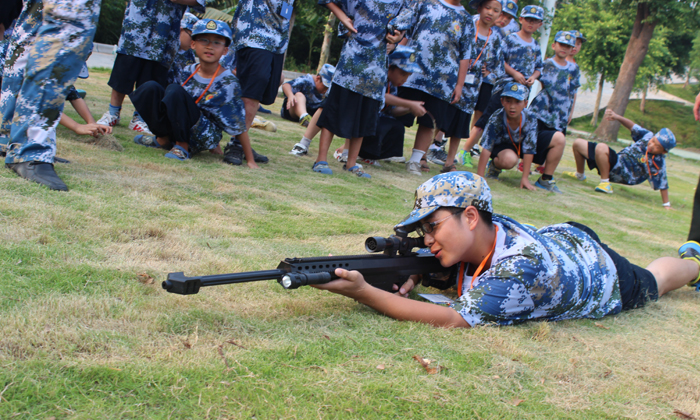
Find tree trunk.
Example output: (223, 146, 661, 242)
(282, 10, 297, 70)
(640, 83, 647, 113)
(593, 3, 656, 141)
(684, 70, 691, 89)
(317, 13, 336, 73)
(591, 71, 605, 127)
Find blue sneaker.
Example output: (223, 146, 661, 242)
(535, 177, 563, 194)
(312, 161, 333, 175)
(134, 134, 166, 149)
(679, 241, 700, 289)
(164, 145, 190, 161)
(344, 164, 371, 178)
(485, 161, 501, 180)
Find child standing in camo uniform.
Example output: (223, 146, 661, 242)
(96, 0, 205, 135)
(496, 0, 519, 38)
(390, 0, 474, 176)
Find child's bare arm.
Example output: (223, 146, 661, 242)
(477, 149, 492, 177)
(325, 3, 357, 33)
(525, 70, 541, 86)
(568, 93, 577, 124)
(236, 132, 259, 169)
(385, 94, 426, 117)
(604, 109, 635, 131)
(169, 0, 201, 5)
(451, 59, 470, 104)
(69, 97, 96, 124)
(60, 113, 111, 137)
(519, 154, 536, 191)
(281, 83, 296, 108)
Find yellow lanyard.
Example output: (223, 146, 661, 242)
(457, 225, 499, 296)
(181, 64, 221, 104)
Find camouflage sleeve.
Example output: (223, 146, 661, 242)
(533, 43, 543, 72)
(389, 0, 419, 32)
(484, 34, 504, 85)
(521, 113, 538, 155)
(481, 113, 502, 152)
(191, 0, 206, 14)
(630, 124, 652, 142)
(570, 65, 581, 93)
(460, 17, 476, 61)
(289, 75, 314, 97)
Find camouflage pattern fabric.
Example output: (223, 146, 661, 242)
(609, 124, 668, 190)
(528, 57, 580, 132)
(382, 83, 399, 118)
(391, 0, 475, 103)
(455, 24, 503, 114)
(232, 0, 296, 54)
(116, 0, 205, 68)
(219, 48, 237, 74)
(284, 74, 327, 108)
(321, 0, 405, 102)
(481, 108, 538, 156)
(493, 32, 543, 95)
(5, 0, 101, 165)
(451, 215, 622, 326)
(498, 18, 519, 38)
(180, 64, 246, 154)
(167, 48, 196, 85)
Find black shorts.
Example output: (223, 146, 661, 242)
(317, 83, 380, 139)
(586, 141, 619, 174)
(475, 90, 502, 129)
(444, 109, 472, 139)
(108, 53, 169, 95)
(396, 87, 456, 131)
(280, 97, 321, 121)
(236, 47, 284, 105)
(359, 114, 405, 160)
(474, 83, 493, 113)
(490, 128, 553, 166)
(566, 222, 659, 311)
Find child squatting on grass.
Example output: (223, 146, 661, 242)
(314, 172, 700, 328)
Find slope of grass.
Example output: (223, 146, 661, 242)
(659, 83, 699, 103)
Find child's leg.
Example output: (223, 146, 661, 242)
(346, 136, 363, 168)
(288, 92, 308, 120)
(470, 110, 483, 131)
(594, 143, 611, 179)
(237, 131, 258, 169)
(408, 125, 434, 162)
(542, 132, 566, 176)
(242, 98, 259, 131)
(646, 257, 700, 296)
(110, 89, 127, 109)
(303, 109, 323, 141)
(492, 149, 518, 170)
(571, 138, 589, 174)
(461, 126, 484, 152)
(316, 128, 335, 164)
(445, 136, 462, 169)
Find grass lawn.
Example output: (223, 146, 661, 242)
(570, 98, 700, 149)
(659, 83, 700, 104)
(2, 70, 700, 419)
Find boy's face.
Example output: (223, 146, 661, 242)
(191, 34, 229, 64)
(495, 13, 513, 28)
(552, 42, 573, 59)
(570, 39, 582, 56)
(314, 74, 329, 94)
(648, 137, 666, 155)
(387, 66, 411, 87)
(501, 96, 527, 120)
(180, 29, 192, 51)
(478, 1, 502, 26)
(519, 17, 543, 34)
(421, 208, 471, 267)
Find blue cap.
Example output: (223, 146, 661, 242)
(181, 12, 199, 32)
(319, 63, 335, 88)
(554, 31, 576, 47)
(570, 29, 587, 42)
(501, 82, 529, 101)
(520, 5, 544, 20)
(395, 172, 493, 230)
(388, 45, 421, 74)
(502, 0, 518, 17)
(192, 19, 232, 46)
(656, 128, 676, 152)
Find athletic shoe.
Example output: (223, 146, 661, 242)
(257, 105, 272, 114)
(223, 143, 243, 165)
(358, 158, 381, 167)
(344, 164, 371, 178)
(97, 112, 120, 127)
(426, 147, 447, 165)
(485, 161, 501, 180)
(333, 148, 347, 163)
(595, 182, 613, 194)
(679, 241, 700, 288)
(164, 145, 190, 161)
(251, 116, 277, 132)
(406, 161, 422, 175)
(380, 156, 406, 163)
(535, 165, 545, 175)
(441, 164, 456, 173)
(289, 143, 308, 156)
(312, 161, 333, 175)
(457, 149, 473, 168)
(299, 114, 312, 127)
(563, 171, 586, 181)
(470, 145, 481, 157)
(243, 147, 269, 164)
(535, 177, 563, 194)
(128, 116, 153, 135)
(133, 134, 165, 149)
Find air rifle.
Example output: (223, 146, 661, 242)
(163, 229, 457, 295)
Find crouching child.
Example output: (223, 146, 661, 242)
(281, 64, 335, 127)
(129, 19, 257, 167)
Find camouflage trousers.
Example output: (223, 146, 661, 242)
(4, 0, 101, 165)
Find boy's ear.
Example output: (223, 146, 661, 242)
(464, 207, 480, 231)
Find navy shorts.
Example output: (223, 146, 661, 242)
(108, 53, 169, 95)
(317, 83, 380, 139)
(236, 47, 284, 105)
(490, 126, 553, 166)
(444, 109, 472, 139)
(396, 87, 456, 132)
(566, 222, 659, 311)
(586, 141, 619, 174)
(474, 83, 493, 113)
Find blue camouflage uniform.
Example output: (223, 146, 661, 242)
(609, 125, 669, 190)
(320, 0, 406, 103)
(528, 58, 580, 132)
(232, 0, 295, 54)
(494, 32, 543, 95)
(390, 0, 475, 104)
(116, 0, 205, 68)
(498, 18, 519, 37)
(4, 0, 101, 165)
(284, 74, 328, 109)
(166, 12, 198, 85)
(481, 108, 538, 156)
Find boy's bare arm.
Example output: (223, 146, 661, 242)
(169, 0, 201, 5)
(604, 109, 635, 131)
(385, 94, 426, 117)
(281, 83, 296, 108)
(325, 3, 357, 33)
(520, 154, 536, 191)
(525, 70, 541, 86)
(568, 93, 577, 124)
(451, 59, 470, 104)
(313, 269, 470, 328)
(477, 149, 491, 177)
(69, 97, 96, 124)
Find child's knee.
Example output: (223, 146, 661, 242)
(495, 151, 518, 168)
(594, 143, 609, 156)
(552, 132, 566, 146)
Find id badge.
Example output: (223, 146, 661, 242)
(464, 74, 476, 86)
(280, 2, 293, 20)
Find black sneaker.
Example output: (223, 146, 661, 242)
(6, 161, 68, 191)
(245, 147, 269, 164)
(223, 143, 243, 166)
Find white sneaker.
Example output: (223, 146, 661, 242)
(359, 157, 381, 167)
(380, 156, 406, 163)
(406, 161, 422, 175)
(333, 148, 346, 163)
(128, 116, 153, 135)
(97, 112, 120, 127)
(289, 143, 308, 156)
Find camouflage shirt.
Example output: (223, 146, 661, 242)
(451, 215, 622, 326)
(219, 48, 237, 74)
(232, 0, 295, 54)
(321, 0, 405, 102)
(481, 108, 538, 156)
(180, 64, 246, 154)
(455, 25, 503, 114)
(284, 74, 326, 108)
(528, 58, 580, 132)
(391, 0, 474, 103)
(494, 32, 543, 94)
(167, 48, 196, 85)
(116, 0, 205, 68)
(610, 124, 668, 190)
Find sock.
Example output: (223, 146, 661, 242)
(342, 149, 348, 157)
(409, 149, 425, 163)
(299, 136, 311, 148)
(428, 143, 441, 151)
(575, 172, 585, 179)
(298, 113, 309, 121)
(108, 104, 121, 116)
(601, 178, 609, 183)
(541, 174, 553, 181)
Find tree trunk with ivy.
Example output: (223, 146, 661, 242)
(317, 13, 336, 73)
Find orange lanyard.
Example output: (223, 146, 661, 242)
(467, 28, 491, 73)
(181, 64, 221, 104)
(457, 225, 499, 297)
(644, 149, 661, 177)
(506, 115, 522, 156)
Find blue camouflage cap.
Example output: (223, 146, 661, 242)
(388, 45, 421, 74)
(192, 19, 232, 46)
(554, 31, 576, 47)
(501, 82, 529, 101)
(502, 0, 518, 17)
(656, 128, 676, 152)
(570, 30, 587, 42)
(395, 172, 493, 230)
(181, 12, 199, 32)
(520, 5, 544, 20)
(319, 63, 335, 88)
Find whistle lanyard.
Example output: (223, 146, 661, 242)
(181, 64, 221, 104)
(505, 113, 523, 157)
(457, 225, 499, 297)
(467, 29, 491, 74)
(643, 149, 661, 177)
